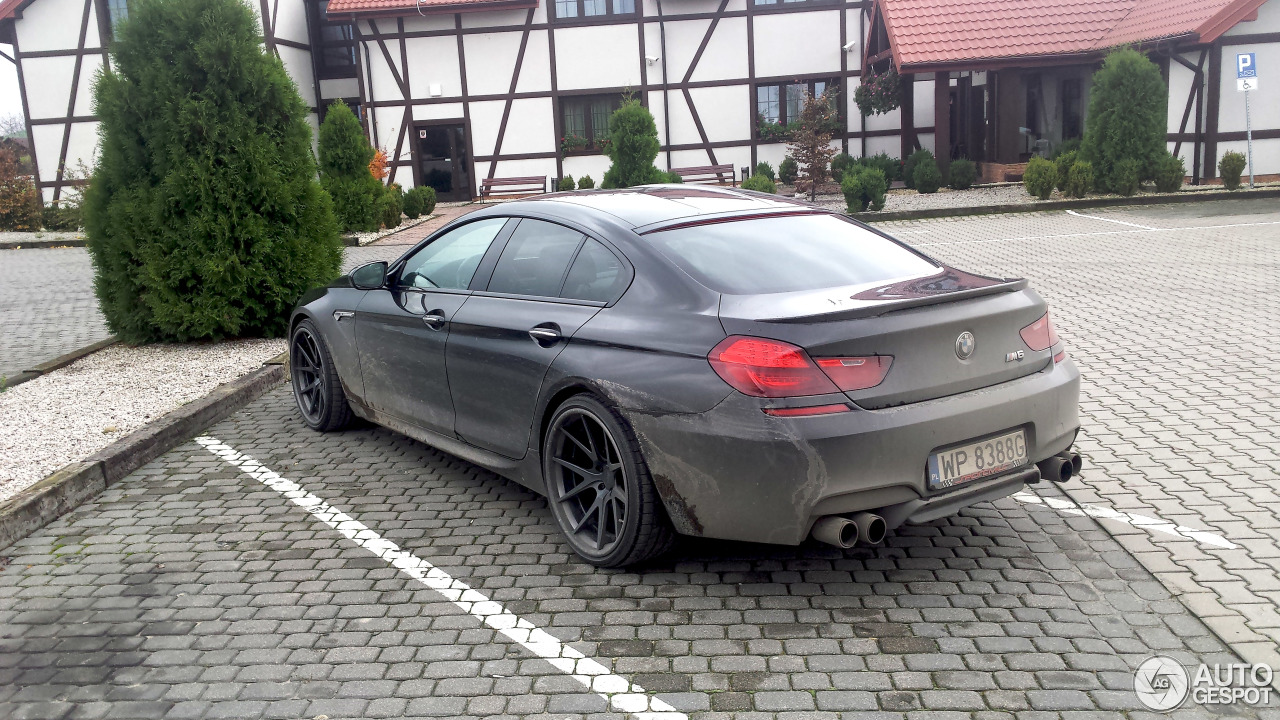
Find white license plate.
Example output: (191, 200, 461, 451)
(927, 429, 1028, 490)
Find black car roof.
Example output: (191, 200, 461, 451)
(514, 185, 822, 229)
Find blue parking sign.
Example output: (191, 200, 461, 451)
(1238, 53, 1257, 78)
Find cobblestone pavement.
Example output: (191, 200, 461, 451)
(0, 198, 1277, 719)
(0, 248, 110, 382)
(880, 198, 1280, 673)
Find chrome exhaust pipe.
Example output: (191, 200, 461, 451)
(852, 512, 886, 546)
(1057, 451, 1082, 477)
(1037, 455, 1072, 483)
(811, 516, 858, 549)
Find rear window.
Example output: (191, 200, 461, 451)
(646, 214, 938, 295)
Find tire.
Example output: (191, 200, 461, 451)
(542, 395, 676, 567)
(290, 319, 354, 432)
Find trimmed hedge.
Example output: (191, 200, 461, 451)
(912, 158, 942, 194)
(558, 175, 575, 191)
(1219, 151, 1246, 190)
(376, 183, 403, 229)
(601, 98, 666, 188)
(754, 161, 775, 181)
(902, 148, 934, 190)
(403, 185, 436, 219)
(1082, 48, 1167, 193)
(741, 174, 777, 194)
(830, 153, 856, 183)
(84, 0, 340, 343)
(1023, 156, 1056, 200)
(842, 166, 887, 212)
(578, 174, 596, 189)
(1065, 161, 1093, 198)
(778, 156, 798, 184)
(319, 101, 382, 232)
(1153, 151, 1185, 193)
(948, 158, 976, 190)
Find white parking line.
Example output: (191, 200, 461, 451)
(195, 436, 688, 720)
(914, 219, 1280, 247)
(1064, 209, 1158, 230)
(1011, 490, 1238, 550)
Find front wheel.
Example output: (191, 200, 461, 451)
(542, 395, 675, 567)
(290, 319, 353, 432)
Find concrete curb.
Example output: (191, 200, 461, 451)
(0, 353, 288, 552)
(0, 234, 86, 250)
(3, 336, 118, 390)
(851, 187, 1280, 223)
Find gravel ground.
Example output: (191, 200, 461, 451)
(345, 213, 434, 246)
(0, 338, 284, 502)
(0, 230, 85, 247)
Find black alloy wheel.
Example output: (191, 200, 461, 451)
(290, 319, 353, 432)
(543, 395, 674, 567)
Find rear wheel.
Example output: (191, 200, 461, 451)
(290, 319, 353, 432)
(542, 395, 675, 567)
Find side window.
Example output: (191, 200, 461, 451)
(561, 240, 627, 303)
(398, 218, 508, 290)
(486, 220, 585, 298)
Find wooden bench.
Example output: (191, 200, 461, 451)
(479, 176, 548, 201)
(671, 164, 737, 186)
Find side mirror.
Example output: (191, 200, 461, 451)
(350, 261, 388, 290)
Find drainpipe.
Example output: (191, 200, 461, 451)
(656, 0, 671, 169)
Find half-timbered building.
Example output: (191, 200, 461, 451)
(2, 0, 1277, 203)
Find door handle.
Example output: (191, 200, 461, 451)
(528, 325, 562, 345)
(422, 311, 447, 330)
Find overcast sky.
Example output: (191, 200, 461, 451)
(2, 47, 25, 130)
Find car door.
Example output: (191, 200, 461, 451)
(445, 218, 616, 459)
(355, 216, 511, 436)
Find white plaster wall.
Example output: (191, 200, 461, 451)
(21, 56, 76, 120)
(753, 10, 841, 79)
(513, 30, 552, 93)
(278, 46, 316, 108)
(1225, 0, 1280, 35)
(1217, 138, 1280, 177)
(562, 154, 611, 182)
(1215, 43, 1279, 135)
(29, 123, 62, 184)
(1166, 56, 1198, 135)
(688, 17, 747, 83)
(72, 55, 102, 117)
(13, 0, 88, 52)
(913, 77, 934, 130)
(664, 87, 701, 147)
(687, 85, 748, 142)
(489, 158, 554, 186)
(319, 78, 360, 101)
(646, 89, 669, 149)
(468, 99, 505, 157)
(554, 24, 641, 90)
(274, 0, 311, 45)
(402, 13, 457, 32)
(864, 134, 899, 158)
(497, 97, 555, 155)
(464, 31, 526, 97)
(412, 102, 465, 121)
(405, 35, 463, 98)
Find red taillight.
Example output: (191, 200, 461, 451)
(763, 403, 851, 417)
(1019, 312, 1060, 351)
(709, 336, 838, 397)
(709, 336, 893, 398)
(815, 356, 893, 391)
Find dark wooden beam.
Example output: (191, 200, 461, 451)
(1204, 43, 1221, 179)
(486, 8, 535, 180)
(52, 0, 94, 204)
(933, 71, 949, 179)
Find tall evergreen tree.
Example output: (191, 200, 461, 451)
(601, 98, 666, 189)
(85, 0, 341, 343)
(318, 101, 383, 232)
(1081, 48, 1168, 193)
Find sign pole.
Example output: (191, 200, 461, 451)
(1246, 88, 1255, 189)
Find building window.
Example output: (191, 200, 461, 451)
(756, 78, 837, 138)
(560, 94, 622, 153)
(310, 0, 358, 79)
(552, 0, 635, 20)
(107, 0, 128, 28)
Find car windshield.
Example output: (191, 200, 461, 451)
(645, 214, 938, 295)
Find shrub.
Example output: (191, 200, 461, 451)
(84, 0, 340, 343)
(1054, 150, 1078, 192)
(830, 153, 856, 183)
(319, 101, 382, 232)
(601, 97, 666, 188)
(402, 185, 435, 219)
(1153, 151, 1185, 193)
(578, 174, 596, 189)
(1023, 156, 1057, 199)
(1081, 48, 1167, 193)
(42, 202, 81, 231)
(0, 146, 40, 231)
(1065, 160, 1093, 198)
(664, 170, 683, 183)
(754, 161, 775, 181)
(1219, 151, 1247, 190)
(913, 159, 942, 194)
(778, 156, 798, 184)
(858, 152, 900, 182)
(557, 175, 575, 191)
(1052, 138, 1081, 159)
(741, 174, 777, 194)
(948, 158, 976, 190)
(376, 183, 403, 229)
(841, 166, 887, 212)
(902, 148, 934, 190)
(1112, 157, 1141, 196)
(787, 88, 839, 201)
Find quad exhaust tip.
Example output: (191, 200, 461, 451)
(811, 512, 886, 549)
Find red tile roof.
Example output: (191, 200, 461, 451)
(880, 0, 1269, 70)
(325, 0, 535, 16)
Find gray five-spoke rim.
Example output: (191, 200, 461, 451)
(549, 409, 627, 556)
(291, 329, 325, 423)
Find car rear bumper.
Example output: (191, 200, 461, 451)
(628, 358, 1080, 545)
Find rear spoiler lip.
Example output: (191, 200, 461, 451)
(731, 277, 1030, 323)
